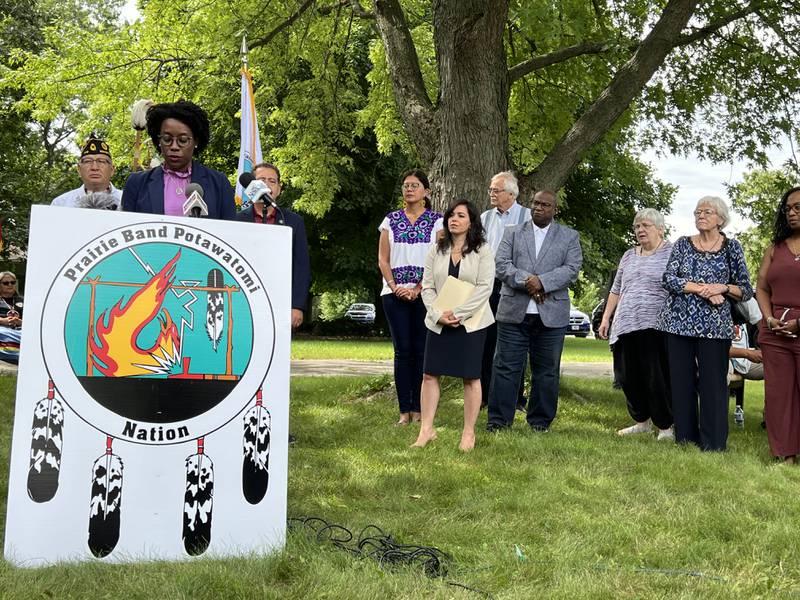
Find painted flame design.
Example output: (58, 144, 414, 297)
(90, 251, 182, 377)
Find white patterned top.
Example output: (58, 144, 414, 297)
(608, 241, 672, 345)
(378, 209, 443, 296)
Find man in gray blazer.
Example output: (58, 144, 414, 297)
(487, 190, 583, 431)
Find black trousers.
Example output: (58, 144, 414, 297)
(612, 329, 672, 429)
(480, 279, 526, 407)
(666, 333, 732, 451)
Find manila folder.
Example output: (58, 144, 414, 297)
(431, 275, 486, 333)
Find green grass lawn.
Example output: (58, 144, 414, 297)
(2, 372, 798, 598)
(292, 335, 613, 363)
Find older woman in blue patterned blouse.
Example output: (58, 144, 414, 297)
(656, 196, 753, 451)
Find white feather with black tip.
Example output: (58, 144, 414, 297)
(242, 395, 271, 504)
(205, 269, 224, 351)
(183, 442, 214, 556)
(27, 381, 64, 503)
(87, 439, 124, 558)
(131, 99, 153, 130)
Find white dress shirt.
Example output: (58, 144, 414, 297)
(480, 201, 531, 256)
(51, 184, 122, 209)
(526, 222, 551, 314)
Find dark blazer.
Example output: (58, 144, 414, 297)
(122, 162, 236, 220)
(235, 205, 311, 312)
(495, 220, 582, 328)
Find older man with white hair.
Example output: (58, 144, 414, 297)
(479, 171, 531, 410)
(51, 137, 121, 209)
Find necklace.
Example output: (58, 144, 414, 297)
(787, 238, 800, 261)
(695, 235, 721, 253)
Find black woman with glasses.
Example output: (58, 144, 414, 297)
(122, 100, 236, 220)
(756, 186, 800, 463)
(0, 271, 23, 364)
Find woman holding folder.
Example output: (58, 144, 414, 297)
(413, 200, 495, 451)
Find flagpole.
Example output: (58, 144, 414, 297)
(235, 32, 263, 208)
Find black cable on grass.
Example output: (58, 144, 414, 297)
(288, 516, 494, 598)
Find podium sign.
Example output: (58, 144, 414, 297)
(4, 206, 290, 566)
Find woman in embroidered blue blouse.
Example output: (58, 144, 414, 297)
(378, 170, 443, 425)
(656, 196, 753, 451)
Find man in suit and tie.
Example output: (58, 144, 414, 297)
(486, 190, 582, 432)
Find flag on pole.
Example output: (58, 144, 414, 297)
(235, 35, 263, 208)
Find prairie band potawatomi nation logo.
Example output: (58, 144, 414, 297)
(29, 222, 276, 558)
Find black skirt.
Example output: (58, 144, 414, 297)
(423, 256, 487, 378)
(423, 325, 486, 379)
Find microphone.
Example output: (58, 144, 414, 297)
(76, 192, 119, 210)
(238, 171, 284, 225)
(238, 172, 255, 188)
(243, 179, 277, 209)
(183, 183, 208, 217)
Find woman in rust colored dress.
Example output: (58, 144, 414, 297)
(756, 186, 800, 463)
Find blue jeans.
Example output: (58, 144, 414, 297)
(488, 315, 567, 429)
(382, 293, 426, 413)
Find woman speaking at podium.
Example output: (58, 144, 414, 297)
(122, 100, 235, 220)
(412, 200, 494, 451)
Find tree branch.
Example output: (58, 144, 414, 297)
(673, 0, 766, 48)
(523, 0, 700, 193)
(249, 0, 316, 50)
(318, 0, 374, 19)
(373, 0, 438, 165)
(755, 8, 800, 58)
(508, 0, 766, 82)
(509, 41, 612, 82)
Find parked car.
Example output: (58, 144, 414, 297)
(344, 303, 376, 324)
(567, 306, 591, 337)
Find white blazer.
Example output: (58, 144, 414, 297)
(421, 243, 495, 334)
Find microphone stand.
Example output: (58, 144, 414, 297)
(258, 202, 285, 226)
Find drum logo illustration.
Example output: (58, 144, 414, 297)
(28, 222, 276, 557)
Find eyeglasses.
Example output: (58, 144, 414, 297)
(158, 134, 194, 148)
(694, 209, 716, 217)
(402, 183, 421, 191)
(79, 158, 112, 167)
(0, 281, 16, 286)
(488, 187, 507, 195)
(784, 203, 800, 215)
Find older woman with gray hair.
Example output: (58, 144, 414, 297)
(599, 208, 673, 439)
(656, 196, 752, 451)
(0, 271, 23, 364)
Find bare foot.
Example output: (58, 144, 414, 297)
(411, 429, 437, 448)
(411, 412, 422, 422)
(396, 413, 411, 426)
(459, 431, 475, 452)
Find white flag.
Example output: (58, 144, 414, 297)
(235, 66, 263, 208)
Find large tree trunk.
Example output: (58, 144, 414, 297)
(429, 0, 510, 212)
(374, 0, 509, 212)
